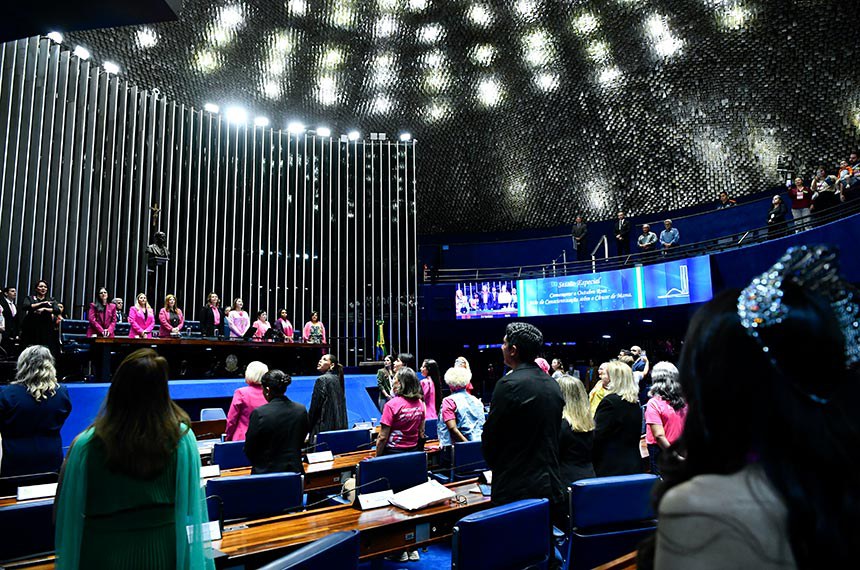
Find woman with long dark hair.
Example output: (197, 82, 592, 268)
(307, 353, 347, 438)
(419, 358, 443, 420)
(55, 349, 212, 569)
(20, 279, 60, 353)
(157, 294, 185, 338)
(86, 287, 117, 338)
(644, 362, 686, 476)
(644, 246, 860, 569)
(376, 355, 395, 412)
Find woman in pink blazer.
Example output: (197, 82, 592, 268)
(128, 293, 155, 339)
(225, 361, 270, 441)
(157, 294, 185, 337)
(86, 287, 117, 337)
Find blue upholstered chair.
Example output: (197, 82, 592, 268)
(564, 474, 658, 570)
(424, 418, 438, 440)
(355, 451, 428, 495)
(206, 473, 303, 523)
(315, 428, 372, 455)
(200, 408, 227, 421)
(0, 499, 55, 561)
(211, 440, 250, 469)
(452, 498, 551, 570)
(432, 440, 487, 483)
(255, 530, 360, 570)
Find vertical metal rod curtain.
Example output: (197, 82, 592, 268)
(0, 36, 419, 366)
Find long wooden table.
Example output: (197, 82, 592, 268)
(86, 337, 329, 379)
(212, 478, 491, 568)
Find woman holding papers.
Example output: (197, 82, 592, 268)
(54, 349, 212, 569)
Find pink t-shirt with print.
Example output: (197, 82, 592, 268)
(645, 396, 688, 445)
(381, 396, 425, 449)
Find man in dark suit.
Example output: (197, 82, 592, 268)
(615, 211, 631, 257)
(199, 292, 224, 337)
(0, 286, 19, 351)
(244, 370, 309, 474)
(483, 322, 566, 533)
(571, 215, 588, 260)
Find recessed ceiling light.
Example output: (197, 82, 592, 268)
(102, 61, 120, 75)
(642, 319, 653, 323)
(203, 103, 220, 113)
(224, 106, 247, 124)
(316, 126, 331, 137)
(602, 334, 612, 339)
(254, 116, 270, 127)
(136, 28, 158, 48)
(347, 130, 360, 141)
(73, 45, 90, 60)
(46, 31, 63, 44)
(287, 121, 306, 134)
(399, 132, 412, 141)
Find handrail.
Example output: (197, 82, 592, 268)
(426, 200, 860, 283)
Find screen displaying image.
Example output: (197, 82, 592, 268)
(641, 256, 713, 307)
(455, 280, 518, 319)
(517, 267, 643, 317)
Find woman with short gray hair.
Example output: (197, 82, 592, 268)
(0, 345, 72, 476)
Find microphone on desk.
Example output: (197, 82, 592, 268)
(301, 441, 330, 454)
(302, 477, 391, 511)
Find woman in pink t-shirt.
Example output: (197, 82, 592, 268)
(225, 361, 270, 441)
(644, 361, 687, 475)
(419, 358, 443, 421)
(377, 367, 426, 456)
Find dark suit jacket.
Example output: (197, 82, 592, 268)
(308, 372, 348, 438)
(483, 362, 566, 509)
(615, 219, 631, 239)
(199, 305, 224, 337)
(593, 393, 643, 476)
(0, 295, 19, 339)
(244, 396, 309, 474)
(0, 384, 72, 477)
(559, 422, 595, 485)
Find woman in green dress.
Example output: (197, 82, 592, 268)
(55, 349, 213, 570)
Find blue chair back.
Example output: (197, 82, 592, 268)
(0, 500, 55, 561)
(206, 473, 303, 522)
(356, 451, 427, 495)
(424, 418, 438, 440)
(315, 428, 371, 455)
(256, 530, 360, 570)
(201, 408, 227, 421)
(566, 474, 658, 570)
(451, 440, 487, 480)
(211, 440, 251, 469)
(453, 498, 550, 570)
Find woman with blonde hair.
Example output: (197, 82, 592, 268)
(128, 293, 155, 339)
(588, 362, 610, 416)
(54, 349, 212, 569)
(0, 345, 72, 476)
(225, 361, 270, 441)
(557, 375, 596, 484)
(593, 360, 643, 476)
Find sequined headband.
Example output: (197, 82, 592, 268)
(737, 245, 860, 372)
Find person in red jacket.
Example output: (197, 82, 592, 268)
(788, 177, 812, 232)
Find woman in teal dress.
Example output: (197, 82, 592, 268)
(55, 349, 213, 570)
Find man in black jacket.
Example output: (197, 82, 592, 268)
(571, 216, 588, 260)
(244, 370, 309, 474)
(614, 211, 631, 257)
(0, 286, 19, 351)
(483, 322, 566, 529)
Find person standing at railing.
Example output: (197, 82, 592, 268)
(614, 211, 631, 257)
(571, 215, 588, 260)
(766, 195, 788, 239)
(811, 176, 839, 225)
(788, 177, 812, 233)
(716, 191, 736, 210)
(637, 224, 658, 259)
(659, 219, 680, 253)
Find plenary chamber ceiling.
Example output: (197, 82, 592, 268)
(60, 0, 860, 234)
(0, 36, 418, 365)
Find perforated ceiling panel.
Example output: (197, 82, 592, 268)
(65, 0, 860, 234)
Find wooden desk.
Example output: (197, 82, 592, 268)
(191, 419, 227, 440)
(212, 479, 491, 568)
(593, 550, 637, 570)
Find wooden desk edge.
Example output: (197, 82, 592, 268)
(592, 550, 638, 570)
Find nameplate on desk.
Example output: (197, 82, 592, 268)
(358, 490, 395, 510)
(198, 445, 214, 456)
(306, 451, 334, 464)
(17, 482, 58, 501)
(187, 520, 222, 544)
(353, 421, 373, 429)
(388, 480, 456, 512)
(481, 470, 492, 484)
(200, 464, 221, 479)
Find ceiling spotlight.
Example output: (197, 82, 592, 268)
(601, 334, 612, 339)
(102, 61, 120, 75)
(287, 121, 306, 134)
(347, 130, 360, 141)
(399, 132, 412, 141)
(642, 319, 653, 323)
(254, 116, 270, 127)
(316, 126, 331, 137)
(73, 46, 90, 60)
(136, 28, 158, 48)
(224, 106, 248, 124)
(203, 103, 220, 113)
(46, 31, 63, 44)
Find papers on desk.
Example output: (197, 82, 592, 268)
(17, 482, 58, 501)
(200, 464, 221, 479)
(306, 450, 335, 464)
(388, 480, 456, 512)
(357, 489, 395, 510)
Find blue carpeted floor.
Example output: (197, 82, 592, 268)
(358, 543, 451, 569)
